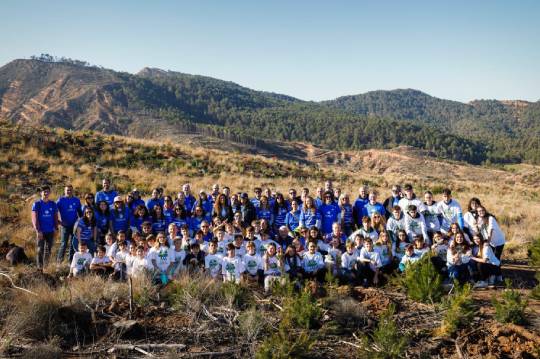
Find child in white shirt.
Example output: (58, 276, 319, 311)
(222, 243, 245, 284)
(69, 242, 92, 278)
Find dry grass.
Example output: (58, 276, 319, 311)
(1, 122, 539, 260)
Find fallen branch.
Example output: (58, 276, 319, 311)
(184, 349, 241, 357)
(338, 340, 361, 349)
(108, 343, 187, 355)
(0, 272, 38, 296)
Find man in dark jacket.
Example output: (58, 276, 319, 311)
(240, 193, 257, 227)
(383, 184, 402, 220)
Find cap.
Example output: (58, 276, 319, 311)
(240, 193, 249, 199)
(114, 196, 123, 203)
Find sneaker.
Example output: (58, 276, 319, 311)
(473, 281, 488, 289)
(488, 276, 496, 288)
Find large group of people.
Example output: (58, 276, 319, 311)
(30, 179, 506, 290)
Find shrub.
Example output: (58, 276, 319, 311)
(168, 273, 222, 314)
(358, 304, 408, 359)
(221, 282, 253, 309)
(255, 327, 314, 359)
(436, 283, 475, 336)
(398, 254, 444, 303)
(282, 291, 322, 330)
(492, 280, 528, 325)
(238, 307, 268, 354)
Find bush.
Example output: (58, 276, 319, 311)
(398, 255, 444, 303)
(358, 304, 408, 359)
(492, 280, 528, 325)
(168, 273, 222, 314)
(255, 327, 314, 359)
(436, 283, 475, 336)
(221, 282, 253, 309)
(282, 291, 322, 330)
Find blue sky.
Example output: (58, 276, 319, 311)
(1, 0, 539, 102)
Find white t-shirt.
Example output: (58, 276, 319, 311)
(404, 213, 429, 243)
(131, 257, 152, 277)
(479, 216, 506, 247)
(392, 241, 409, 261)
(222, 256, 245, 283)
(437, 199, 463, 233)
(148, 246, 174, 272)
(302, 252, 324, 273)
(71, 252, 92, 273)
(205, 253, 223, 278)
(114, 250, 130, 271)
(398, 197, 425, 213)
(172, 249, 186, 271)
(423, 202, 442, 232)
(481, 243, 500, 266)
(90, 255, 111, 266)
(358, 247, 382, 271)
(374, 243, 393, 266)
(263, 255, 281, 276)
(341, 251, 358, 270)
(258, 239, 279, 256)
(243, 253, 263, 276)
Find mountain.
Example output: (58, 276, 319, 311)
(323, 89, 540, 163)
(0, 57, 538, 164)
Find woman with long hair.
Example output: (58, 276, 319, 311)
(212, 193, 233, 222)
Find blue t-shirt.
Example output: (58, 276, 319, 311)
(354, 197, 369, 222)
(152, 217, 167, 234)
(363, 202, 386, 218)
(189, 216, 205, 232)
(172, 217, 188, 229)
(94, 211, 110, 233)
(274, 206, 289, 228)
(110, 207, 130, 232)
(146, 198, 164, 212)
(95, 190, 118, 206)
(257, 208, 273, 224)
(300, 209, 321, 228)
(32, 200, 58, 234)
(163, 208, 175, 225)
(320, 203, 340, 234)
(130, 198, 146, 212)
(56, 196, 82, 226)
(285, 210, 301, 231)
(184, 195, 196, 214)
(251, 198, 261, 209)
(76, 218, 94, 242)
(131, 215, 149, 232)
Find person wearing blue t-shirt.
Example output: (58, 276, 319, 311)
(285, 199, 301, 233)
(299, 196, 322, 229)
(256, 196, 274, 225)
(251, 187, 262, 209)
(183, 183, 196, 216)
(31, 185, 58, 269)
(146, 188, 164, 213)
(129, 189, 146, 212)
(319, 191, 341, 235)
(109, 196, 131, 235)
(56, 185, 83, 263)
(95, 178, 118, 207)
(273, 193, 289, 233)
(353, 185, 369, 229)
(362, 191, 386, 219)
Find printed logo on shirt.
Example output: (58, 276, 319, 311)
(209, 259, 218, 268)
(247, 260, 257, 269)
(225, 262, 236, 273)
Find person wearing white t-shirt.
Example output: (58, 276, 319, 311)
(398, 184, 425, 214)
(171, 237, 187, 277)
(357, 238, 382, 287)
(302, 241, 326, 282)
(446, 232, 472, 284)
(404, 205, 429, 244)
(398, 244, 421, 272)
(69, 242, 92, 277)
(204, 241, 223, 280)
(475, 206, 505, 260)
(222, 243, 245, 284)
(112, 241, 130, 280)
(243, 241, 263, 284)
(470, 233, 502, 288)
(263, 242, 283, 293)
(437, 189, 464, 234)
(131, 246, 153, 278)
(423, 191, 442, 238)
(148, 233, 175, 283)
(341, 241, 359, 283)
(90, 245, 112, 276)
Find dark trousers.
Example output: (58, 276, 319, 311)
(37, 232, 54, 269)
(57, 224, 76, 263)
(493, 245, 504, 260)
(476, 262, 501, 280)
(358, 262, 376, 285)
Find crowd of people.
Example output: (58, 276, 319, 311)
(30, 179, 506, 291)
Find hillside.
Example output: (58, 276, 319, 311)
(0, 121, 539, 358)
(323, 89, 540, 163)
(4, 57, 539, 164)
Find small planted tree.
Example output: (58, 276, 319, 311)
(436, 283, 475, 336)
(398, 254, 444, 303)
(492, 280, 528, 325)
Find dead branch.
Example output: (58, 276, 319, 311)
(496, 323, 540, 344)
(0, 272, 38, 296)
(338, 340, 362, 349)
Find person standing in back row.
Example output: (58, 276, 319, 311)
(96, 178, 118, 207)
(32, 185, 58, 270)
(56, 184, 82, 263)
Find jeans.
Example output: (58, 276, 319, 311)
(57, 224, 76, 263)
(448, 263, 470, 284)
(37, 232, 54, 269)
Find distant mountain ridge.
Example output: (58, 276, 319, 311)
(0, 57, 539, 164)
